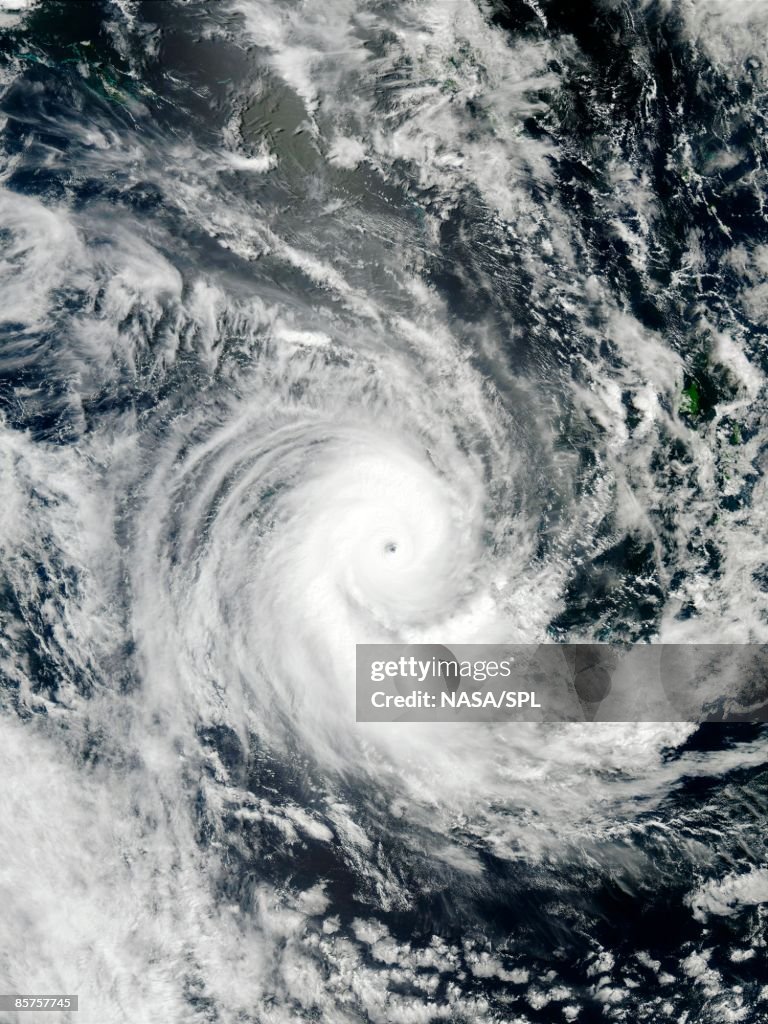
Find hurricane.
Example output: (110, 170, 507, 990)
(0, 1, 767, 1022)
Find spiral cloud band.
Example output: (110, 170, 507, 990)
(1, 0, 767, 1021)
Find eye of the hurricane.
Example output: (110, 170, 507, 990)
(383, 541, 398, 556)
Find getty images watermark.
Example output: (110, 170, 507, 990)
(356, 644, 768, 722)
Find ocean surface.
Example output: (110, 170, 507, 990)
(0, 1, 767, 1021)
